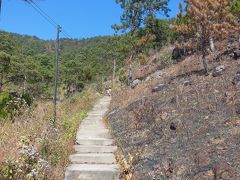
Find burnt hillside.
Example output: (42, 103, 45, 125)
(108, 43, 240, 179)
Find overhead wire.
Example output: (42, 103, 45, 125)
(26, 0, 72, 39)
(30, 1, 59, 27)
(27, 2, 57, 29)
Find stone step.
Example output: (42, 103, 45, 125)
(65, 164, 120, 180)
(86, 115, 104, 118)
(87, 112, 105, 115)
(76, 138, 113, 146)
(80, 122, 106, 126)
(77, 129, 109, 133)
(78, 126, 109, 132)
(69, 153, 116, 164)
(82, 119, 105, 123)
(80, 122, 105, 126)
(74, 145, 117, 153)
(92, 107, 108, 111)
(80, 124, 106, 128)
(77, 132, 112, 139)
(79, 127, 107, 131)
(85, 116, 104, 119)
(85, 115, 104, 118)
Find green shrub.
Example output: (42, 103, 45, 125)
(21, 93, 34, 106)
(0, 92, 12, 119)
(0, 92, 11, 109)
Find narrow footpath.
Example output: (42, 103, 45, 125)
(65, 96, 120, 180)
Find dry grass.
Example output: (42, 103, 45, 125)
(133, 46, 174, 80)
(115, 148, 136, 180)
(111, 54, 201, 109)
(0, 101, 52, 162)
(111, 41, 239, 110)
(0, 88, 100, 180)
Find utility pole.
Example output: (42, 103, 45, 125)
(53, 25, 61, 123)
(128, 55, 133, 88)
(112, 58, 116, 88)
(128, 63, 132, 88)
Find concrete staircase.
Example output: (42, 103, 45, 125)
(65, 96, 120, 180)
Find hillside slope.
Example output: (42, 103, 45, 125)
(108, 45, 240, 179)
(0, 31, 129, 97)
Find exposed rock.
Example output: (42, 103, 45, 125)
(172, 47, 194, 62)
(183, 80, 192, 86)
(145, 76, 152, 82)
(151, 70, 163, 79)
(233, 49, 240, 60)
(144, 70, 163, 82)
(212, 65, 225, 77)
(132, 79, 141, 88)
(216, 65, 225, 72)
(126, 98, 144, 112)
(107, 107, 120, 118)
(152, 84, 167, 93)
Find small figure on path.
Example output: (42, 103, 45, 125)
(106, 88, 112, 96)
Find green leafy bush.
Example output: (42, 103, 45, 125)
(21, 93, 34, 106)
(0, 92, 11, 109)
(0, 92, 12, 119)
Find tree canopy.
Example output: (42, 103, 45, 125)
(112, 0, 170, 32)
(0, 31, 132, 97)
(171, 0, 239, 73)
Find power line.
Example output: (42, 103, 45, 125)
(27, 1, 57, 29)
(26, 1, 72, 39)
(30, 1, 58, 27)
(62, 30, 72, 39)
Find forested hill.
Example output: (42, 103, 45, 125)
(0, 30, 130, 97)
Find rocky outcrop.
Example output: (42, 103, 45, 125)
(172, 47, 194, 62)
(131, 79, 141, 88)
(212, 65, 225, 77)
(233, 49, 240, 60)
(152, 84, 167, 93)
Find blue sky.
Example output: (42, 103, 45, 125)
(0, 0, 182, 40)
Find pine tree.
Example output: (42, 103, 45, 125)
(113, 0, 170, 32)
(113, 0, 170, 87)
(171, 0, 239, 74)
